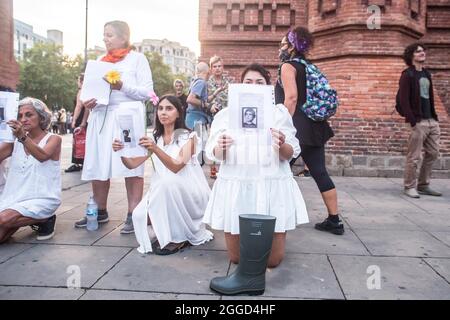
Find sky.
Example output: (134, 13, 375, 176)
(13, 0, 201, 58)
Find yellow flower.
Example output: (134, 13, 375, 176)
(105, 70, 121, 85)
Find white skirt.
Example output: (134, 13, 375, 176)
(203, 175, 309, 234)
(133, 166, 214, 254)
(81, 105, 144, 181)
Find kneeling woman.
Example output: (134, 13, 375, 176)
(203, 64, 309, 268)
(113, 95, 213, 255)
(0, 98, 61, 243)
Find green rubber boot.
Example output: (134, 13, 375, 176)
(210, 214, 276, 296)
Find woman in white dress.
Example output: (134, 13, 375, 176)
(113, 95, 213, 255)
(203, 64, 309, 268)
(78, 21, 154, 234)
(0, 97, 61, 243)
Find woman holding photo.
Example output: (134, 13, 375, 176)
(113, 95, 213, 255)
(77, 20, 154, 235)
(203, 64, 309, 269)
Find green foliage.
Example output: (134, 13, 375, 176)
(144, 52, 177, 97)
(17, 43, 83, 111)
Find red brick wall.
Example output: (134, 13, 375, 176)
(199, 0, 450, 174)
(0, 0, 19, 90)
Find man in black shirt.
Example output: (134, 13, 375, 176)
(398, 43, 441, 198)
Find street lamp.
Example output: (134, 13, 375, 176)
(84, 0, 88, 64)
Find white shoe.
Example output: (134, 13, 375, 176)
(404, 188, 420, 198)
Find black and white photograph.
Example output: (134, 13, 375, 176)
(241, 107, 257, 129)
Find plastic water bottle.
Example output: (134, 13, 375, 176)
(86, 196, 98, 231)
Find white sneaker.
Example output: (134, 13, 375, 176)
(404, 188, 420, 198)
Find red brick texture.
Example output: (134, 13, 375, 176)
(0, 0, 19, 90)
(199, 0, 450, 175)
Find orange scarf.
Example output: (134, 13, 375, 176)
(101, 47, 131, 63)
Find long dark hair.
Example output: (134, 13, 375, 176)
(403, 42, 426, 67)
(153, 95, 188, 143)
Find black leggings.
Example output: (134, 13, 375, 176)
(291, 145, 335, 193)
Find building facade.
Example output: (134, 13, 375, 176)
(0, 0, 19, 90)
(134, 39, 197, 77)
(199, 0, 450, 177)
(14, 19, 63, 60)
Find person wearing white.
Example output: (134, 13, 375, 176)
(0, 98, 61, 243)
(78, 21, 154, 234)
(113, 95, 213, 255)
(203, 64, 309, 268)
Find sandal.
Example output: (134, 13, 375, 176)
(154, 241, 190, 256)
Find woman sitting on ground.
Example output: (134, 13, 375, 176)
(203, 64, 309, 268)
(0, 97, 61, 243)
(113, 95, 213, 255)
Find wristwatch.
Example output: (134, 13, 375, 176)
(18, 135, 27, 143)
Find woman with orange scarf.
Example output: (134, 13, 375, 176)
(77, 21, 154, 235)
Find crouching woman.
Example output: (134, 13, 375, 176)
(0, 98, 61, 243)
(113, 95, 213, 255)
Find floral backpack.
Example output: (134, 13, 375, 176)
(281, 58, 339, 121)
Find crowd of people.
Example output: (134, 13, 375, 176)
(0, 20, 443, 295)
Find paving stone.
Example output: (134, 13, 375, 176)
(0, 244, 34, 264)
(401, 213, 450, 232)
(354, 229, 450, 258)
(0, 245, 131, 288)
(11, 220, 123, 246)
(424, 258, 450, 284)
(81, 289, 219, 300)
(343, 212, 421, 231)
(226, 254, 344, 299)
(93, 249, 229, 295)
(0, 286, 84, 300)
(286, 226, 370, 256)
(191, 229, 227, 251)
(329, 255, 450, 299)
(430, 232, 450, 247)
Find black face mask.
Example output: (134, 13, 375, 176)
(279, 49, 291, 62)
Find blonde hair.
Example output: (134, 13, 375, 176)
(18, 97, 52, 130)
(104, 20, 131, 48)
(209, 55, 222, 67)
(173, 79, 185, 88)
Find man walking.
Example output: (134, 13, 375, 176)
(398, 43, 442, 198)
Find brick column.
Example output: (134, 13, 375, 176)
(0, 0, 19, 90)
(199, 0, 307, 82)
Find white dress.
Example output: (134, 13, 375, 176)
(203, 104, 309, 234)
(0, 133, 61, 219)
(82, 51, 154, 181)
(132, 131, 214, 254)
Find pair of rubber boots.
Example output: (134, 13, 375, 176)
(210, 214, 276, 296)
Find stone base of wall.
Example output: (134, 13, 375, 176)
(293, 154, 450, 179)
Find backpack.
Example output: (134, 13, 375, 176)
(290, 58, 339, 121)
(394, 68, 419, 117)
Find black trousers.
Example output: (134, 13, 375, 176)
(291, 144, 335, 193)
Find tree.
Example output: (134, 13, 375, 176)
(144, 52, 177, 97)
(17, 43, 83, 111)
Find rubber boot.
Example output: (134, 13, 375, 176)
(210, 214, 276, 296)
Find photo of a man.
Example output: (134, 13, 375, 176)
(123, 129, 132, 143)
(242, 107, 257, 129)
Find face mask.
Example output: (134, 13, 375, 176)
(279, 49, 291, 62)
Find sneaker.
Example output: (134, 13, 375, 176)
(404, 188, 420, 198)
(65, 164, 81, 173)
(74, 211, 109, 228)
(31, 215, 56, 241)
(315, 217, 345, 235)
(120, 214, 134, 234)
(417, 185, 442, 197)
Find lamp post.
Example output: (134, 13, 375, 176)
(84, 0, 88, 64)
